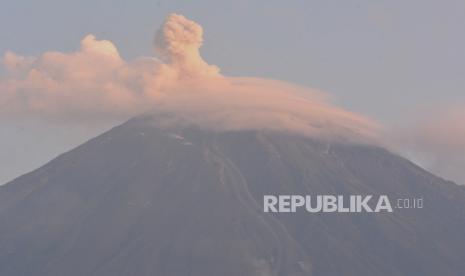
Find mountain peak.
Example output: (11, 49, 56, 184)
(1, 118, 464, 275)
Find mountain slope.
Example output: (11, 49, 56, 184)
(1, 116, 465, 276)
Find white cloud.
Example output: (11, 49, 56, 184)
(0, 13, 379, 143)
(393, 107, 465, 184)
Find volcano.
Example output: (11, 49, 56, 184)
(1, 115, 465, 276)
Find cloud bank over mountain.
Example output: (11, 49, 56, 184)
(1, 14, 378, 141)
(396, 107, 465, 185)
(1, 13, 464, 183)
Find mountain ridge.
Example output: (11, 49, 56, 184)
(1, 117, 465, 276)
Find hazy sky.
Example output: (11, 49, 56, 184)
(1, 0, 464, 184)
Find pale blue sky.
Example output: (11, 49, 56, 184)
(1, 0, 465, 184)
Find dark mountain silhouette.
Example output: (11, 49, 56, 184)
(1, 116, 465, 276)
